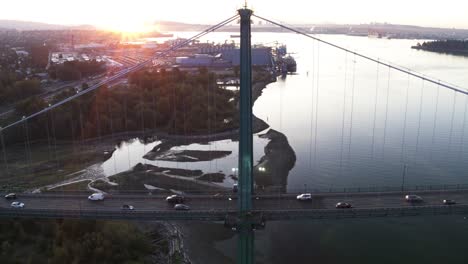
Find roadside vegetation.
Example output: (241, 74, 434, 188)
(0, 219, 154, 264)
(0, 73, 43, 105)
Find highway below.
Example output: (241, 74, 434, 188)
(1, 189, 468, 221)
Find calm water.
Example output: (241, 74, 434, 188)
(102, 136, 269, 187)
(103, 32, 468, 263)
(104, 32, 468, 191)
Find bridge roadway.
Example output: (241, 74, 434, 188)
(2, 189, 468, 221)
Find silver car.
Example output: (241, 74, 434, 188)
(296, 193, 312, 201)
(174, 204, 190, 211)
(11, 201, 24, 208)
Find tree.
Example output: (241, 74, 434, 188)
(15, 96, 47, 116)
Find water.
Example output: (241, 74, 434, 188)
(251, 33, 468, 191)
(103, 32, 468, 263)
(105, 32, 468, 191)
(101, 136, 269, 187)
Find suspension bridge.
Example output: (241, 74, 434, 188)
(1, 7, 468, 264)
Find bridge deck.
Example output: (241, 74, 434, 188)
(1, 189, 468, 221)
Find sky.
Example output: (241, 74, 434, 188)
(1, 0, 468, 31)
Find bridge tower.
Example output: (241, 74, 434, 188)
(237, 7, 255, 264)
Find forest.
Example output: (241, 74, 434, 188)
(412, 40, 468, 56)
(0, 219, 154, 264)
(4, 67, 239, 144)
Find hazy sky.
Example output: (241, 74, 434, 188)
(1, 0, 467, 31)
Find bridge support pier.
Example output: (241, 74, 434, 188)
(237, 7, 255, 264)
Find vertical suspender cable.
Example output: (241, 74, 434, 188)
(24, 119, 33, 181)
(208, 71, 212, 180)
(182, 78, 188, 183)
(107, 87, 117, 174)
(459, 95, 468, 160)
(400, 74, 410, 163)
(22, 122, 28, 187)
(339, 52, 348, 176)
(78, 96, 85, 150)
(125, 84, 131, 169)
(140, 76, 147, 166)
(213, 72, 218, 175)
(45, 110, 52, 161)
(382, 67, 390, 157)
(151, 78, 158, 169)
(371, 62, 380, 159)
(153, 81, 158, 131)
(313, 41, 320, 165)
(68, 110, 76, 192)
(430, 84, 440, 160)
(448, 91, 457, 153)
(95, 93, 102, 141)
(415, 79, 424, 155)
(0, 129, 9, 178)
(347, 54, 356, 166)
(50, 108, 59, 173)
(308, 39, 315, 170)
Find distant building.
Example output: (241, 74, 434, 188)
(221, 47, 273, 67)
(176, 54, 214, 66)
(74, 43, 106, 50)
(198, 43, 236, 54)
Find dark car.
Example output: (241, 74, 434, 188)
(443, 199, 456, 205)
(121, 204, 134, 210)
(4, 193, 16, 200)
(336, 202, 352, 209)
(405, 195, 423, 203)
(166, 195, 185, 203)
(174, 204, 190, 211)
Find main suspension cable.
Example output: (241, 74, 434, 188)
(252, 14, 468, 95)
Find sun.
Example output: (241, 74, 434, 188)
(91, 3, 167, 34)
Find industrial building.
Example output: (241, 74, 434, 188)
(220, 47, 274, 67)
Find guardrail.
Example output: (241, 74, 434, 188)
(3, 184, 468, 203)
(0, 208, 233, 221)
(2, 205, 467, 221)
(3, 183, 468, 196)
(259, 205, 468, 220)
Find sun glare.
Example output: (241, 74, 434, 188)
(107, 21, 154, 33)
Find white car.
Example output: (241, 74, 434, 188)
(88, 193, 105, 201)
(296, 193, 312, 201)
(11, 201, 24, 208)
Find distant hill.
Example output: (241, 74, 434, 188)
(0, 20, 95, 31)
(155, 20, 208, 32)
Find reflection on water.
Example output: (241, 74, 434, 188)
(151, 32, 468, 263)
(101, 135, 269, 187)
(104, 32, 468, 192)
(251, 33, 468, 190)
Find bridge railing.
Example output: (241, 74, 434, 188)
(286, 183, 468, 194)
(3, 183, 468, 197)
(0, 208, 233, 221)
(2, 205, 468, 221)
